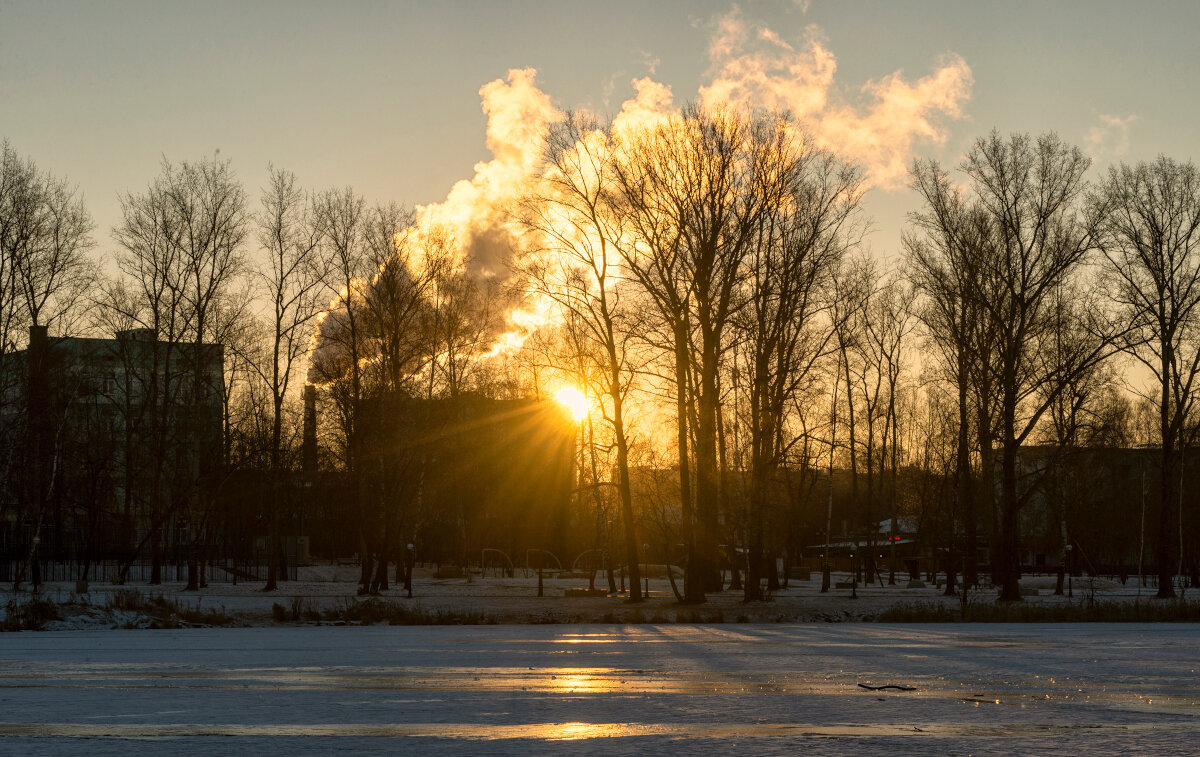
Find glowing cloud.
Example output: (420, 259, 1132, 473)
(611, 77, 676, 136)
(311, 16, 975, 378)
(699, 11, 973, 188)
(412, 67, 564, 281)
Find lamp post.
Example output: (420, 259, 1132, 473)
(31, 535, 41, 593)
(643, 543, 649, 598)
(850, 546, 858, 600)
(1066, 543, 1073, 599)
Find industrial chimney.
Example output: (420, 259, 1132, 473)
(302, 384, 317, 474)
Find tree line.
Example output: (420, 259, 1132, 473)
(2, 108, 1198, 602)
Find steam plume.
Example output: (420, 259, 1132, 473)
(700, 12, 973, 188)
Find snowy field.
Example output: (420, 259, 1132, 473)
(6, 563, 1177, 627)
(1, 623, 1197, 755)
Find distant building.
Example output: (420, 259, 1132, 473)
(0, 325, 224, 577)
(1013, 444, 1200, 577)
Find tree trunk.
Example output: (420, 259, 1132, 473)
(612, 390, 642, 602)
(675, 328, 702, 604)
(959, 368, 977, 587)
(998, 406, 1022, 601)
(1158, 345, 1178, 598)
(695, 327, 722, 594)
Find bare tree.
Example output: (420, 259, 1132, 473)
(862, 278, 916, 586)
(733, 136, 862, 601)
(102, 244, 188, 584)
(360, 205, 432, 593)
(905, 172, 998, 589)
(1094, 156, 1200, 598)
(610, 115, 698, 599)
(829, 257, 872, 586)
(966, 132, 1113, 601)
(612, 106, 788, 600)
(363, 205, 425, 396)
(519, 113, 648, 601)
(310, 186, 374, 588)
(255, 167, 329, 591)
(0, 141, 96, 334)
(176, 158, 248, 591)
(109, 154, 248, 587)
(1036, 290, 1121, 595)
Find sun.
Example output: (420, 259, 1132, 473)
(555, 386, 588, 422)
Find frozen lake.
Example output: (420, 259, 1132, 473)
(1, 623, 1197, 755)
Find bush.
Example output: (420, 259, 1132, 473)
(875, 599, 1200, 623)
(176, 603, 236, 627)
(875, 601, 958, 622)
(321, 598, 493, 626)
(104, 589, 237, 627)
(1, 598, 61, 631)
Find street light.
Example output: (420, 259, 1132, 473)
(1066, 543, 1074, 599)
(31, 534, 41, 593)
(643, 542, 649, 598)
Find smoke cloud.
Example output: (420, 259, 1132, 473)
(699, 11, 973, 188)
(310, 15, 974, 371)
(411, 68, 563, 282)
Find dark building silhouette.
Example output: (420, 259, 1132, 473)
(1, 326, 224, 579)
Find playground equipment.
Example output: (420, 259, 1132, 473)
(572, 549, 604, 573)
(524, 549, 562, 577)
(480, 548, 515, 577)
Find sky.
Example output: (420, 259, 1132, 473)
(3, 0, 1199, 272)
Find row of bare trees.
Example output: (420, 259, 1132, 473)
(3, 117, 1200, 601)
(907, 134, 1200, 599)
(518, 107, 866, 603)
(522, 114, 1200, 604)
(0, 144, 501, 591)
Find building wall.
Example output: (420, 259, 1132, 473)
(0, 327, 225, 565)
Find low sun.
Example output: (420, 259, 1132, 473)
(555, 387, 588, 422)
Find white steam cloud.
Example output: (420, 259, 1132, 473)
(310, 14, 973, 368)
(412, 68, 562, 281)
(699, 11, 973, 188)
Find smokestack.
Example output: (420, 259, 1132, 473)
(303, 384, 317, 474)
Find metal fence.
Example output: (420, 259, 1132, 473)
(0, 559, 296, 584)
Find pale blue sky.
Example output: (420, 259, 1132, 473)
(3, 0, 1198, 260)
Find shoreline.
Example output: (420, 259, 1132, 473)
(4, 564, 1197, 629)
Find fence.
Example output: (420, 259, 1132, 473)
(0, 559, 296, 585)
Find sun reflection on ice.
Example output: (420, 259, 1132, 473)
(547, 668, 618, 694)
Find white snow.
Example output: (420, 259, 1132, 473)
(3, 563, 1172, 628)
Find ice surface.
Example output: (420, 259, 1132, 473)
(0, 623, 1197, 755)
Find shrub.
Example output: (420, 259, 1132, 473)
(1, 598, 61, 631)
(875, 599, 1200, 623)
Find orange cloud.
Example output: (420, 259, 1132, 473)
(699, 12, 972, 189)
(412, 67, 563, 280)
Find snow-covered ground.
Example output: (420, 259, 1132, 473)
(0, 623, 1196, 755)
(3, 563, 1175, 627)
